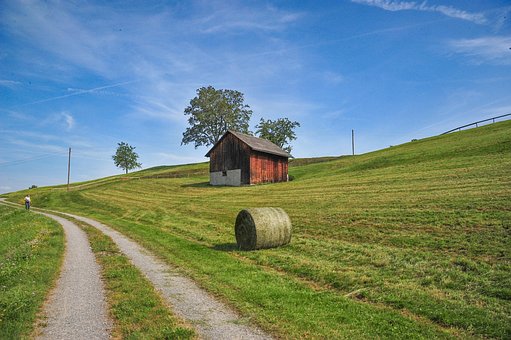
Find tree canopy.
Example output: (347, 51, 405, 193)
(255, 117, 300, 153)
(112, 142, 142, 174)
(181, 86, 252, 148)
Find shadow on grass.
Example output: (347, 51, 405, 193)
(180, 182, 211, 188)
(212, 243, 239, 252)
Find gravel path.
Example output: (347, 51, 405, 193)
(0, 199, 111, 339)
(63, 212, 272, 340)
(34, 212, 111, 340)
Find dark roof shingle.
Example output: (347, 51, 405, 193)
(205, 130, 290, 158)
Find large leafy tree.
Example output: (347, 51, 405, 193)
(255, 117, 300, 153)
(112, 142, 142, 174)
(182, 86, 253, 148)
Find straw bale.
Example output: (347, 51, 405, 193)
(235, 207, 292, 250)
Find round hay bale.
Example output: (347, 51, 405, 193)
(235, 207, 292, 250)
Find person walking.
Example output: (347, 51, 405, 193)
(24, 194, 31, 211)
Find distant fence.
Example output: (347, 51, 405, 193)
(442, 113, 511, 135)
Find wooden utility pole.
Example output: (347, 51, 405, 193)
(351, 129, 355, 156)
(67, 147, 71, 192)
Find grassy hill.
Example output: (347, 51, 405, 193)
(4, 120, 511, 338)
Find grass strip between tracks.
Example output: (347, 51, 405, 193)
(71, 216, 195, 339)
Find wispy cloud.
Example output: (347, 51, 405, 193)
(61, 112, 75, 130)
(493, 7, 511, 32)
(40, 111, 74, 131)
(131, 101, 184, 122)
(34, 111, 77, 131)
(192, 3, 302, 33)
(449, 36, 511, 65)
(7, 139, 68, 155)
(2, 130, 61, 143)
(2, 1, 113, 74)
(2, 0, 305, 125)
(352, 0, 416, 11)
(0, 80, 21, 88)
(12, 80, 138, 108)
(4, 109, 33, 121)
(352, 0, 487, 24)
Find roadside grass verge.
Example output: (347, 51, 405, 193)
(71, 217, 195, 339)
(5, 121, 511, 338)
(0, 204, 64, 338)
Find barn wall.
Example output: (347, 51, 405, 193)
(210, 169, 241, 186)
(249, 151, 288, 185)
(209, 133, 251, 185)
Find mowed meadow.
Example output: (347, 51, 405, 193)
(5, 120, 511, 338)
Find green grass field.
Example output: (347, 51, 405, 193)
(4, 120, 511, 338)
(0, 205, 64, 338)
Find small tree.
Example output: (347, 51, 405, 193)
(182, 86, 253, 148)
(255, 117, 300, 153)
(112, 142, 141, 174)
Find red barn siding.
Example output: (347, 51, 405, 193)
(249, 151, 288, 185)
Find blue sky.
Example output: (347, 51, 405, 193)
(1, 0, 510, 193)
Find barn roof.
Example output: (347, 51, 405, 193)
(205, 130, 291, 158)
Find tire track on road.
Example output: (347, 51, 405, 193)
(64, 212, 272, 340)
(35, 212, 111, 340)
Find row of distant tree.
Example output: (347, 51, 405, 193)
(113, 86, 300, 174)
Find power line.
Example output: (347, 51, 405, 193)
(0, 153, 66, 167)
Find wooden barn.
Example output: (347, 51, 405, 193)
(205, 130, 290, 186)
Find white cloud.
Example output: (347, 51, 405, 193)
(7, 139, 68, 155)
(5, 110, 33, 121)
(352, 0, 487, 24)
(449, 36, 511, 65)
(1, 1, 309, 125)
(2, 1, 113, 74)
(192, 3, 303, 33)
(2, 130, 60, 142)
(0, 80, 21, 88)
(493, 7, 511, 32)
(39, 111, 76, 131)
(61, 112, 75, 130)
(14, 80, 138, 108)
(352, 0, 416, 11)
(131, 102, 184, 122)
(424, 4, 486, 24)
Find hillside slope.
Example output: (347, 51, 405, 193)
(5, 120, 511, 338)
